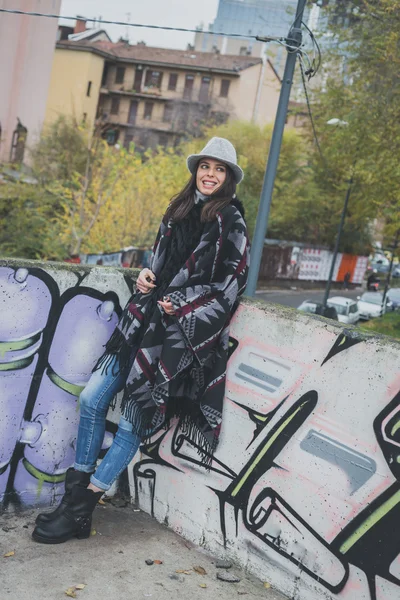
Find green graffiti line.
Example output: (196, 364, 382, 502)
(0, 333, 41, 358)
(231, 401, 308, 498)
(47, 367, 85, 398)
(0, 356, 34, 371)
(253, 413, 269, 423)
(22, 459, 66, 498)
(390, 419, 400, 437)
(340, 489, 400, 554)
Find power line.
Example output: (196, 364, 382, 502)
(298, 56, 326, 164)
(0, 8, 288, 43)
(301, 20, 322, 77)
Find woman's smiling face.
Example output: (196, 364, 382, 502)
(196, 158, 227, 195)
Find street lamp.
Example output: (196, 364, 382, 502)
(322, 118, 353, 310)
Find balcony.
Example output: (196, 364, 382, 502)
(100, 86, 213, 105)
(100, 87, 166, 101)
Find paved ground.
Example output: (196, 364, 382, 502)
(256, 288, 361, 309)
(0, 501, 287, 600)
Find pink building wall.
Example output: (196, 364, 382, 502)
(0, 0, 61, 164)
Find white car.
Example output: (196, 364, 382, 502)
(357, 292, 392, 320)
(326, 296, 360, 325)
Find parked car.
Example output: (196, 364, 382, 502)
(367, 260, 390, 275)
(392, 265, 400, 278)
(357, 292, 393, 320)
(387, 288, 400, 310)
(326, 296, 360, 325)
(297, 301, 338, 320)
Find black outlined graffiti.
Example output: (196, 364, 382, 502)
(0, 265, 128, 509)
(133, 331, 400, 600)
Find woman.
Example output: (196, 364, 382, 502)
(32, 137, 250, 544)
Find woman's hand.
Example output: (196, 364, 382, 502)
(158, 297, 175, 315)
(136, 268, 156, 294)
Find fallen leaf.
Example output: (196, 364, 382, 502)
(193, 566, 207, 575)
(75, 584, 86, 590)
(154, 560, 163, 565)
(3, 551, 15, 558)
(199, 583, 207, 589)
(176, 569, 192, 575)
(65, 588, 77, 598)
(90, 529, 96, 536)
(263, 582, 271, 589)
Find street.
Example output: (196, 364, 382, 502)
(1, 503, 287, 600)
(256, 288, 362, 309)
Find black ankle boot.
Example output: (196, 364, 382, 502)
(35, 469, 92, 525)
(32, 486, 103, 544)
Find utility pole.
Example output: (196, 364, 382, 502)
(245, 0, 308, 297)
(382, 229, 399, 312)
(321, 176, 354, 308)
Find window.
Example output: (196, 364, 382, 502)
(239, 46, 249, 55)
(144, 102, 154, 120)
(86, 81, 92, 97)
(163, 103, 173, 122)
(178, 104, 189, 128)
(105, 129, 118, 145)
(158, 133, 169, 147)
(220, 79, 230, 98)
(145, 70, 163, 89)
(349, 304, 358, 314)
(101, 63, 109, 86)
(183, 75, 194, 100)
(199, 76, 211, 103)
(327, 302, 348, 316)
(115, 67, 125, 84)
(110, 97, 120, 115)
(133, 67, 143, 92)
(124, 133, 135, 149)
(168, 73, 178, 91)
(128, 100, 138, 124)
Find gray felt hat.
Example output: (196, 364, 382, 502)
(187, 137, 244, 184)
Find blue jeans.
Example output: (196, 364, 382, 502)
(74, 355, 141, 491)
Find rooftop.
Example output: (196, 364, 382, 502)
(56, 40, 262, 73)
(68, 29, 112, 42)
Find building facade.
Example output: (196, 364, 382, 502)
(45, 40, 282, 150)
(194, 0, 301, 76)
(0, 0, 61, 165)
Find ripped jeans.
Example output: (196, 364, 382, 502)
(74, 355, 140, 491)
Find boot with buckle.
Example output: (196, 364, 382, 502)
(32, 485, 103, 544)
(35, 468, 92, 525)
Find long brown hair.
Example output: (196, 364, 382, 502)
(164, 160, 237, 223)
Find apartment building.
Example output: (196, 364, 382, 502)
(0, 0, 61, 165)
(44, 40, 282, 150)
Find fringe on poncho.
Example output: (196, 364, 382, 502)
(94, 198, 250, 469)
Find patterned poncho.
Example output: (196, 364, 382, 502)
(100, 199, 249, 467)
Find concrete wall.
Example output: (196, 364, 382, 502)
(0, 259, 132, 508)
(44, 48, 105, 127)
(0, 0, 61, 164)
(131, 301, 400, 599)
(1, 258, 400, 600)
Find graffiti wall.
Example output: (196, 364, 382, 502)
(2, 259, 400, 600)
(130, 301, 400, 600)
(0, 260, 132, 509)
